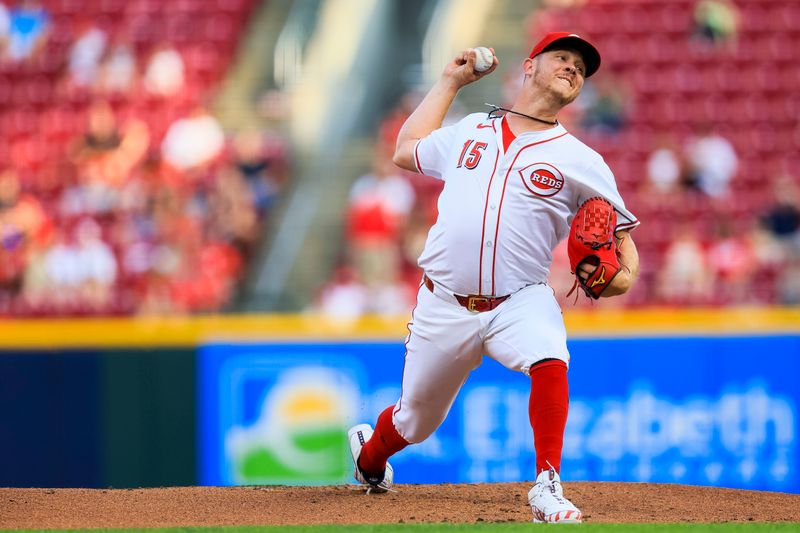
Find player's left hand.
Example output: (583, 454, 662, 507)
(576, 262, 596, 282)
(567, 197, 621, 299)
(572, 228, 639, 298)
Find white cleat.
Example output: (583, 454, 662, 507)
(347, 424, 394, 494)
(528, 467, 583, 524)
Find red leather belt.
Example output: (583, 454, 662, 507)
(423, 274, 510, 313)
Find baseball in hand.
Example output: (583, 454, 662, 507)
(473, 47, 494, 72)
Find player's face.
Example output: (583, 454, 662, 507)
(527, 48, 586, 106)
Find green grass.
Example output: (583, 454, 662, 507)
(7, 523, 800, 533)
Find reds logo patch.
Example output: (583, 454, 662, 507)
(519, 163, 564, 197)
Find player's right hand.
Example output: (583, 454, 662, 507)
(442, 48, 499, 88)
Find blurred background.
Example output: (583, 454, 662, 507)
(0, 0, 797, 492)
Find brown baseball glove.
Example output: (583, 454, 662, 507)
(567, 197, 621, 299)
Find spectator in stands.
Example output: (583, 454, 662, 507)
(36, 220, 113, 313)
(73, 218, 117, 311)
(208, 168, 259, 253)
(745, 223, 786, 304)
(692, 0, 741, 50)
(231, 129, 283, 215)
(577, 69, 628, 135)
(684, 124, 738, 198)
(0, 0, 272, 316)
(656, 225, 713, 305)
(66, 20, 107, 89)
(97, 37, 137, 95)
(753, 174, 800, 304)
(0, 3, 10, 58)
(20, 243, 48, 310)
(166, 239, 241, 314)
(144, 41, 185, 98)
(0, 167, 49, 296)
(5, 0, 49, 63)
(196, 241, 242, 310)
(136, 277, 176, 315)
(645, 134, 690, 194)
(40, 219, 117, 313)
(115, 212, 153, 281)
(368, 280, 415, 317)
(63, 101, 150, 215)
(315, 265, 369, 321)
(42, 229, 81, 311)
(161, 105, 224, 171)
(761, 175, 800, 247)
(346, 152, 415, 287)
(134, 197, 196, 315)
(777, 258, 800, 305)
(70, 101, 122, 158)
(706, 219, 757, 304)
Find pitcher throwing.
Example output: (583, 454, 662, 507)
(348, 32, 640, 523)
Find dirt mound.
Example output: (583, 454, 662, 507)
(1, 482, 799, 529)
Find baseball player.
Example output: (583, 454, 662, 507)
(348, 32, 640, 523)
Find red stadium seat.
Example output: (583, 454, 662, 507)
(575, 7, 613, 35)
(660, 5, 692, 35)
(741, 4, 772, 34)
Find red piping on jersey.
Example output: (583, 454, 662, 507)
(478, 147, 501, 294)
(501, 116, 516, 153)
(413, 140, 423, 174)
(491, 131, 569, 295)
(616, 220, 640, 230)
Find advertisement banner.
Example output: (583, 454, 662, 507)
(198, 336, 799, 492)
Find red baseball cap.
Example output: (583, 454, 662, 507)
(529, 32, 601, 78)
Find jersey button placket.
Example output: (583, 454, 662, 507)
(481, 178, 503, 295)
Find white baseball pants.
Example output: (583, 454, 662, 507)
(392, 279, 570, 444)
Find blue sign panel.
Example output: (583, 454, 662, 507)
(199, 336, 800, 492)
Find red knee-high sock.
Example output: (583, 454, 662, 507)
(358, 405, 410, 475)
(529, 359, 569, 475)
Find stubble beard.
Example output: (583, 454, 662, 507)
(533, 61, 579, 108)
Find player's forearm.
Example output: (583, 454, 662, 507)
(393, 79, 460, 171)
(601, 231, 640, 297)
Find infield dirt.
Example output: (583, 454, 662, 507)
(2, 483, 799, 529)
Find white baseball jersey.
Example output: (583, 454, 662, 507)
(390, 112, 639, 445)
(413, 112, 639, 297)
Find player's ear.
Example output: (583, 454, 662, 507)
(522, 56, 536, 78)
(523, 57, 535, 71)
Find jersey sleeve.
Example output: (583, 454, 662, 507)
(578, 159, 639, 232)
(413, 123, 458, 181)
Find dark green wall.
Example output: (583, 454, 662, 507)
(101, 349, 197, 487)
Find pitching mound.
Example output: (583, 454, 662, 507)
(1, 482, 799, 529)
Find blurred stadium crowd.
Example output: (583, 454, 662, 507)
(317, 0, 800, 316)
(0, 0, 289, 315)
(1, 0, 798, 317)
